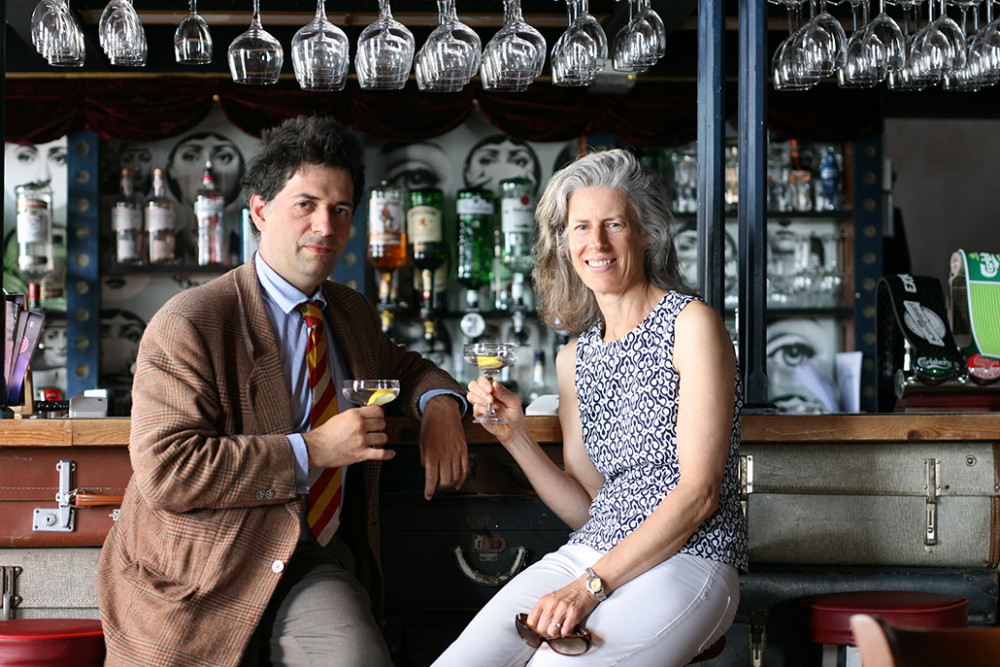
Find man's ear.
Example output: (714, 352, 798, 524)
(248, 193, 267, 233)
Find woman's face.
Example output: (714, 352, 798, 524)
(566, 187, 648, 299)
(464, 138, 538, 194)
(5, 139, 68, 207)
(119, 146, 153, 194)
(766, 318, 834, 412)
(167, 135, 243, 207)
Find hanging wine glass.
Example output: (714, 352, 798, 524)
(886, 0, 932, 89)
(32, 0, 85, 68)
(356, 0, 415, 90)
(798, 0, 847, 78)
(770, 0, 819, 89)
(551, 0, 608, 86)
(837, 0, 878, 87)
(414, 0, 481, 92)
(228, 0, 284, 85)
(99, 0, 147, 67)
(292, 0, 350, 91)
(480, 0, 546, 91)
(861, 0, 905, 81)
(175, 0, 212, 65)
(611, 0, 666, 73)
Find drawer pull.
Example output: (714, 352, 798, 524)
(453, 545, 527, 586)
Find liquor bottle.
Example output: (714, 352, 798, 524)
(15, 181, 54, 281)
(194, 161, 225, 266)
(817, 145, 841, 211)
(788, 139, 813, 212)
(368, 182, 409, 315)
(456, 188, 495, 312)
(145, 168, 177, 265)
(499, 177, 536, 308)
(527, 349, 548, 405)
(407, 187, 446, 317)
(111, 168, 143, 265)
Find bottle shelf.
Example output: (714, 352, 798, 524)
(673, 210, 854, 222)
(104, 264, 239, 275)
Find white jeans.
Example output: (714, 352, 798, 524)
(432, 543, 739, 667)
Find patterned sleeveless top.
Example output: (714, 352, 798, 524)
(568, 291, 748, 572)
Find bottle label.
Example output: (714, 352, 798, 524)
(112, 206, 142, 231)
(146, 205, 176, 231)
(407, 205, 443, 243)
(116, 230, 141, 262)
(369, 194, 405, 245)
(457, 195, 494, 216)
(194, 196, 224, 221)
(501, 197, 535, 233)
(16, 198, 50, 243)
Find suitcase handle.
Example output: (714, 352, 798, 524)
(73, 493, 125, 507)
(453, 545, 527, 587)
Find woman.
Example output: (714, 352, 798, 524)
(434, 149, 746, 666)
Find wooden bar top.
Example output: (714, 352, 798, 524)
(2, 413, 999, 447)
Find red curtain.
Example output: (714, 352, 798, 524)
(5, 77, 882, 146)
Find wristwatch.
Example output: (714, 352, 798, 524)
(584, 567, 608, 602)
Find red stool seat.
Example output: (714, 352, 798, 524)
(0, 618, 105, 667)
(802, 591, 968, 646)
(688, 635, 725, 664)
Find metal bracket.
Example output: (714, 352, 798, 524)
(924, 457, 940, 548)
(748, 607, 768, 667)
(33, 460, 76, 533)
(1, 565, 22, 621)
(740, 455, 753, 516)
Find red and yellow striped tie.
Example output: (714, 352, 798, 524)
(300, 300, 342, 546)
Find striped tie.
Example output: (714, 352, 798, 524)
(300, 300, 342, 547)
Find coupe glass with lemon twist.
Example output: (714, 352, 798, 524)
(463, 342, 519, 424)
(341, 379, 400, 407)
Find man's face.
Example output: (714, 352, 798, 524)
(251, 164, 355, 296)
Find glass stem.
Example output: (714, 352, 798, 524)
(252, 0, 262, 27)
(503, 0, 524, 25)
(379, 0, 393, 21)
(315, 0, 326, 21)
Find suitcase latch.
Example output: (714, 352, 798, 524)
(32, 460, 76, 533)
(924, 457, 940, 548)
(1, 565, 22, 621)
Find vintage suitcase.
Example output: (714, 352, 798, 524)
(380, 444, 572, 666)
(701, 565, 998, 667)
(742, 441, 1000, 568)
(1, 547, 103, 620)
(0, 446, 130, 548)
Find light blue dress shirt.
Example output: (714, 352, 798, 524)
(254, 253, 466, 495)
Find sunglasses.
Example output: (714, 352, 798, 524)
(515, 613, 593, 656)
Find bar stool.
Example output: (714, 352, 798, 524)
(802, 591, 968, 667)
(0, 618, 105, 667)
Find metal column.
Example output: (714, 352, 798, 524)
(737, 0, 770, 408)
(696, 0, 726, 314)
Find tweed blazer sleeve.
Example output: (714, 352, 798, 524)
(129, 267, 300, 513)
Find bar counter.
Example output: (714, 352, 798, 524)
(2, 413, 999, 447)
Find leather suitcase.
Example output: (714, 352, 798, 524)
(742, 441, 1000, 568)
(1, 547, 102, 620)
(0, 446, 130, 548)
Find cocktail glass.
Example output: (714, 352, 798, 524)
(463, 342, 518, 424)
(341, 379, 400, 406)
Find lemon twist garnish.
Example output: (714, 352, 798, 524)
(477, 355, 503, 370)
(367, 389, 397, 406)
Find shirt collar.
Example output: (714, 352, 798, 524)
(254, 252, 328, 315)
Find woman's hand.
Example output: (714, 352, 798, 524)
(526, 576, 600, 638)
(466, 376, 526, 442)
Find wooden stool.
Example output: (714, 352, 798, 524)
(0, 618, 105, 667)
(688, 635, 725, 664)
(802, 591, 968, 667)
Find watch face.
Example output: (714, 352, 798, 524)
(588, 578, 601, 591)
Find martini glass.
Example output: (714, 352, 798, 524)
(341, 379, 400, 406)
(463, 342, 519, 424)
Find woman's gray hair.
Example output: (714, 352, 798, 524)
(532, 148, 693, 336)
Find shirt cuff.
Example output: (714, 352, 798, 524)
(418, 389, 468, 417)
(288, 433, 310, 494)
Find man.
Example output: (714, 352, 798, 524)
(97, 115, 469, 667)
